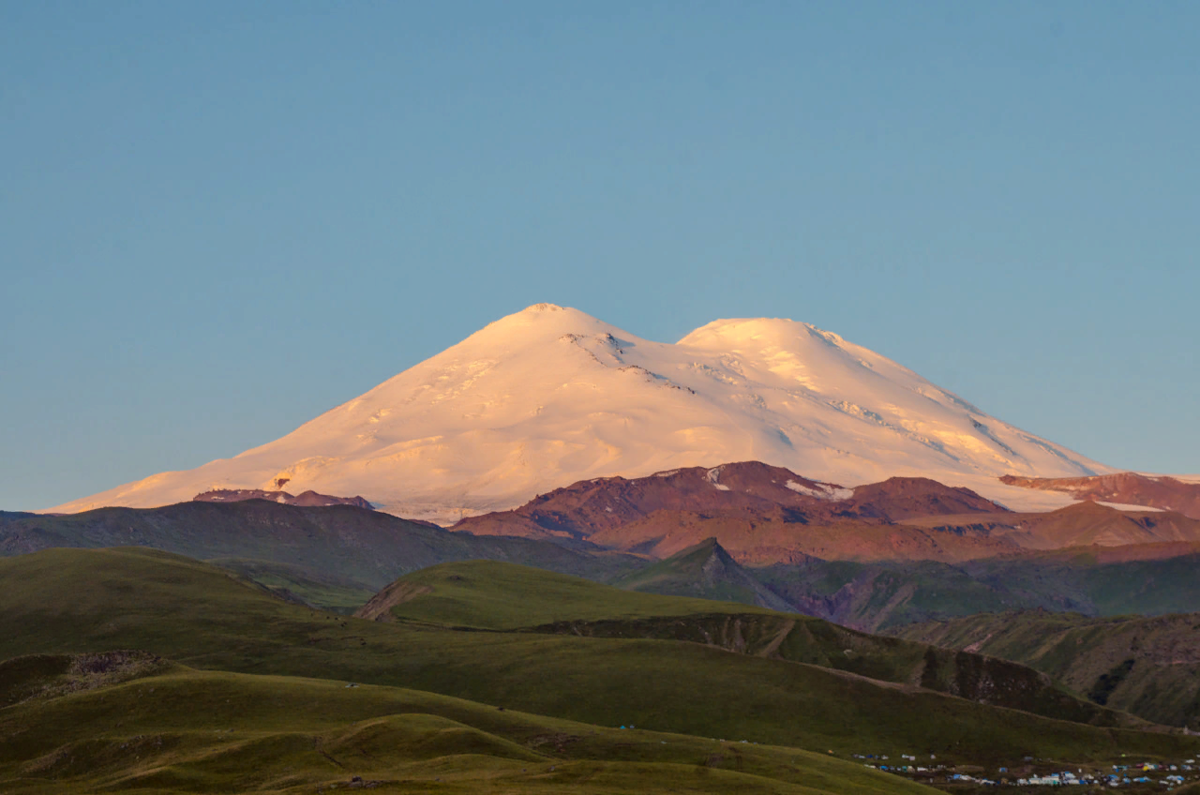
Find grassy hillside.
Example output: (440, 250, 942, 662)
(892, 611, 1200, 730)
(356, 558, 776, 629)
(756, 548, 1200, 632)
(0, 653, 935, 795)
(611, 537, 797, 611)
(0, 502, 639, 612)
(364, 558, 1147, 729)
(2, 548, 1198, 772)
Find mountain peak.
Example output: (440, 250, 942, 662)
(48, 307, 1108, 522)
(679, 317, 831, 346)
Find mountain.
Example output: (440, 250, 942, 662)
(900, 500, 1200, 550)
(455, 462, 1200, 564)
(455, 462, 1006, 542)
(49, 303, 1106, 523)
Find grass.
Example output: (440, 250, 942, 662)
(208, 557, 378, 614)
(362, 558, 776, 629)
(3, 548, 1199, 773)
(609, 537, 796, 611)
(0, 658, 938, 795)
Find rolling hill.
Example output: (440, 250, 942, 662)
(3, 547, 1194, 772)
(0, 501, 638, 611)
(609, 537, 797, 611)
(0, 652, 932, 795)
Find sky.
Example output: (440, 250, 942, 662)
(2, 1, 1198, 511)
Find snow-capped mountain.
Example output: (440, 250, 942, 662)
(50, 303, 1110, 523)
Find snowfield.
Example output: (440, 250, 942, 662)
(50, 304, 1111, 523)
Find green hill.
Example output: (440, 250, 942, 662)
(0, 652, 934, 795)
(891, 610, 1200, 730)
(364, 560, 1153, 730)
(355, 557, 775, 629)
(3, 547, 1198, 774)
(612, 537, 797, 611)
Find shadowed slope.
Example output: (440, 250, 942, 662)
(892, 611, 1200, 730)
(0, 501, 639, 611)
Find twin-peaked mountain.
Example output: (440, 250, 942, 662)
(49, 304, 1106, 522)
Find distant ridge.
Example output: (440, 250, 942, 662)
(193, 488, 374, 509)
(50, 304, 1108, 522)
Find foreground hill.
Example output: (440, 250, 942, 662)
(2, 548, 1193, 770)
(0, 501, 636, 611)
(0, 653, 929, 795)
(48, 303, 1105, 522)
(891, 611, 1200, 730)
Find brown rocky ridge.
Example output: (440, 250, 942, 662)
(999, 472, 1200, 519)
(454, 462, 1200, 565)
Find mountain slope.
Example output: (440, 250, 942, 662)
(891, 611, 1200, 730)
(455, 463, 1006, 542)
(758, 544, 1200, 633)
(0, 501, 637, 611)
(49, 304, 1106, 522)
(611, 537, 798, 611)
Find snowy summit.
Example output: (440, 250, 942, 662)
(51, 304, 1108, 523)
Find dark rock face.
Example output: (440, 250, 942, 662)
(1000, 472, 1200, 520)
(193, 489, 374, 510)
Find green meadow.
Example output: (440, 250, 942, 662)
(3, 547, 1200, 793)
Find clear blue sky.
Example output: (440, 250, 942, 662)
(2, 1, 1198, 511)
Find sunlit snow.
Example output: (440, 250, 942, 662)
(49, 304, 1112, 522)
